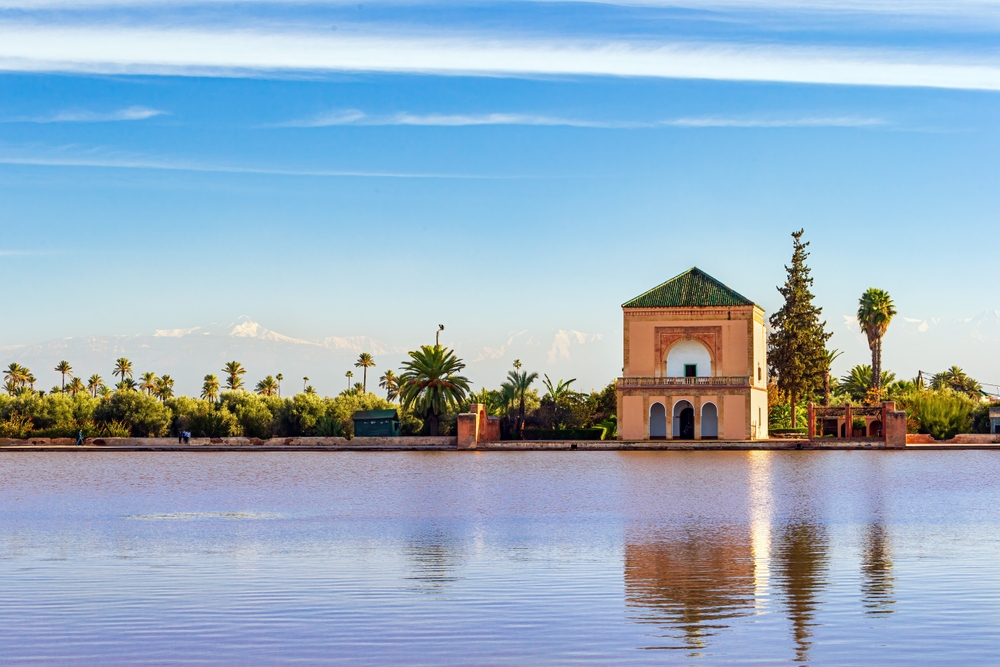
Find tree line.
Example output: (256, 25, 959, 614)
(767, 229, 994, 439)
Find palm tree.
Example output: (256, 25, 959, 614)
(345, 370, 353, 390)
(115, 378, 138, 392)
(140, 372, 158, 396)
(840, 365, 896, 403)
(352, 382, 365, 393)
(398, 345, 471, 436)
(97, 385, 113, 401)
(87, 374, 104, 397)
(355, 353, 376, 393)
(4, 362, 27, 395)
(113, 357, 133, 384)
(275, 373, 283, 397)
(303, 376, 309, 392)
(54, 360, 73, 392)
(379, 370, 399, 401)
(304, 385, 317, 395)
(931, 366, 983, 397)
(66, 376, 85, 396)
(857, 288, 897, 397)
(255, 375, 278, 397)
(201, 374, 220, 402)
(821, 349, 843, 406)
(507, 363, 539, 437)
(26, 372, 36, 391)
(154, 375, 175, 400)
(223, 361, 246, 391)
(542, 374, 577, 429)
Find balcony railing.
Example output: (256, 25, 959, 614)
(617, 376, 751, 388)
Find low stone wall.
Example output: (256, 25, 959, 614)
(907, 433, 1000, 445)
(0, 436, 458, 448)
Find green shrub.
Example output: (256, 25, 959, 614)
(93, 391, 171, 437)
(0, 413, 33, 438)
(278, 393, 327, 436)
(218, 391, 276, 438)
(913, 391, 974, 440)
(187, 404, 240, 437)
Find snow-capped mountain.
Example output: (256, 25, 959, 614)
(0, 317, 617, 397)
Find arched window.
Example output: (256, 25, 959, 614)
(649, 402, 667, 439)
(701, 402, 719, 439)
(666, 340, 712, 377)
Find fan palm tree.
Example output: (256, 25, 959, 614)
(223, 361, 246, 391)
(507, 364, 539, 437)
(840, 365, 897, 403)
(66, 376, 85, 396)
(931, 366, 983, 397)
(255, 375, 278, 396)
(139, 372, 158, 396)
(542, 375, 577, 429)
(201, 374, 220, 402)
(355, 353, 376, 393)
(857, 288, 897, 395)
(379, 370, 399, 401)
(87, 374, 104, 397)
(398, 345, 471, 436)
(153, 375, 174, 400)
(54, 360, 73, 392)
(275, 373, 283, 397)
(113, 357, 133, 384)
(345, 370, 353, 390)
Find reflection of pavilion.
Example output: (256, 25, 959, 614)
(624, 526, 755, 650)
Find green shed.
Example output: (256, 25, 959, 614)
(352, 409, 401, 437)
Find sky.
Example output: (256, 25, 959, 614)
(1, 0, 999, 393)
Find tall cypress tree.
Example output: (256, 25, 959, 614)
(768, 229, 832, 429)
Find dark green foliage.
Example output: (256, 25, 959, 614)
(93, 391, 171, 437)
(768, 230, 832, 427)
(219, 392, 278, 438)
(187, 404, 240, 437)
(398, 345, 470, 436)
(521, 428, 604, 440)
(912, 392, 974, 440)
(277, 392, 327, 436)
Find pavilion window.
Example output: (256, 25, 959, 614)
(684, 364, 697, 378)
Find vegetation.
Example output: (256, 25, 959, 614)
(767, 229, 832, 428)
(223, 361, 246, 392)
(856, 288, 897, 400)
(355, 353, 376, 393)
(398, 345, 471, 436)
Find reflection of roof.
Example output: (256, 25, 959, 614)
(352, 410, 399, 421)
(623, 267, 754, 309)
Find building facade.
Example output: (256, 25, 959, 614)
(616, 268, 768, 441)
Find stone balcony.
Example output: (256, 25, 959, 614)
(617, 376, 751, 388)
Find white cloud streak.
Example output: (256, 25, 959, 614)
(0, 106, 166, 123)
(0, 151, 520, 178)
(281, 109, 885, 128)
(1, 24, 1000, 90)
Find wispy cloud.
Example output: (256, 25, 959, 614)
(0, 149, 525, 179)
(280, 109, 885, 128)
(1, 24, 999, 90)
(0, 106, 166, 123)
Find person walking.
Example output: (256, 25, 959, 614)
(76, 430, 84, 447)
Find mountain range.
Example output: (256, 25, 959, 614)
(0, 316, 615, 397)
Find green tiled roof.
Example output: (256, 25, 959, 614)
(352, 409, 399, 421)
(622, 267, 754, 308)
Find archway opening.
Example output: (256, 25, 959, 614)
(701, 403, 719, 439)
(673, 400, 695, 440)
(650, 402, 667, 439)
(666, 340, 712, 377)
(868, 419, 883, 438)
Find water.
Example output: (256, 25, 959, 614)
(2, 451, 999, 665)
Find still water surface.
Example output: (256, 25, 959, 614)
(2, 451, 999, 665)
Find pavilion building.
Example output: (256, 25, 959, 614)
(616, 268, 768, 441)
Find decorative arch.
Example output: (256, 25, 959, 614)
(665, 339, 713, 377)
(649, 402, 667, 439)
(701, 402, 719, 439)
(673, 400, 695, 440)
(655, 326, 722, 377)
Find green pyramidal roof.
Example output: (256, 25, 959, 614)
(623, 267, 755, 308)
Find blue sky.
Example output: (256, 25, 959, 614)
(2, 0, 1000, 391)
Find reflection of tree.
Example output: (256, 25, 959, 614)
(772, 522, 829, 664)
(403, 528, 463, 594)
(624, 527, 754, 652)
(860, 523, 895, 615)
